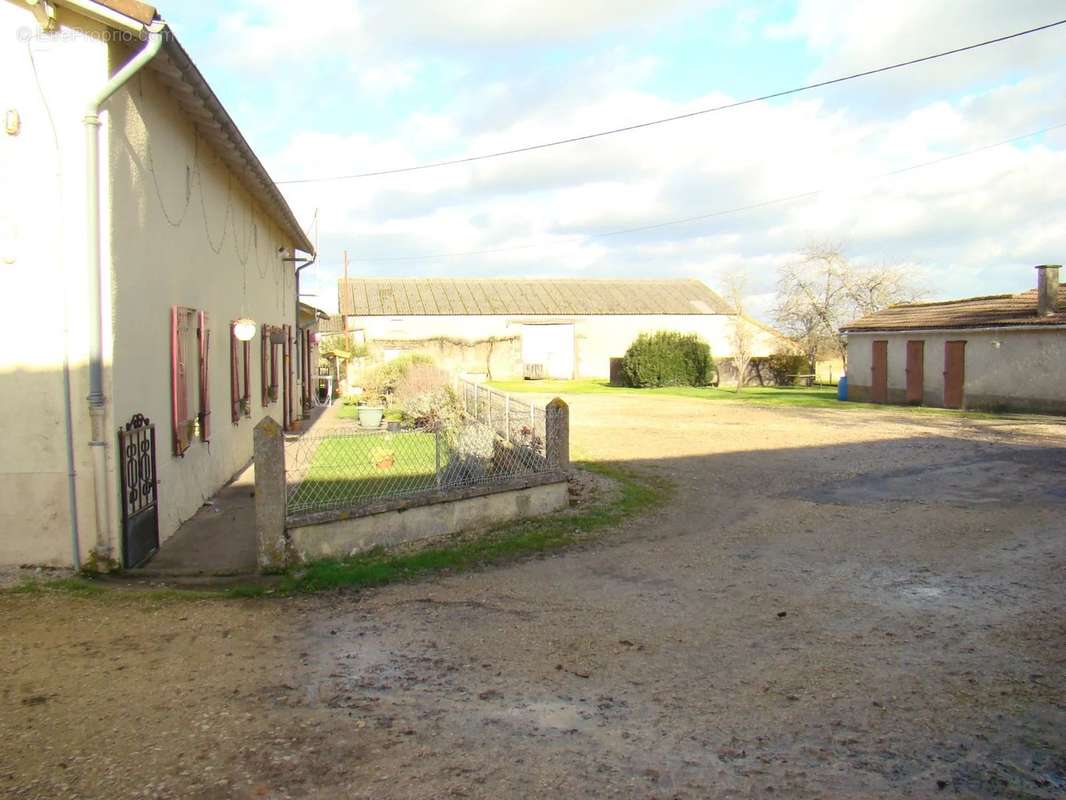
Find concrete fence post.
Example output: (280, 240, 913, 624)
(254, 415, 288, 571)
(544, 397, 570, 472)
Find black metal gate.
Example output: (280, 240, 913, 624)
(118, 414, 159, 568)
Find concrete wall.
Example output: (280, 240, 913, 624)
(0, 3, 301, 565)
(847, 329, 1066, 413)
(345, 313, 786, 380)
(0, 2, 112, 565)
(287, 479, 570, 562)
(108, 52, 299, 549)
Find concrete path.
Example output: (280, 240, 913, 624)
(139, 403, 346, 575)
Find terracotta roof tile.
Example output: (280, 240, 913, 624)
(843, 286, 1066, 332)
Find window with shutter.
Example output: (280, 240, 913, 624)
(261, 324, 269, 407)
(230, 322, 241, 424)
(171, 306, 198, 456)
(198, 311, 211, 442)
(242, 339, 252, 416)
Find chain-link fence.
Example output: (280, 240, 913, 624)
(456, 378, 546, 444)
(285, 386, 554, 518)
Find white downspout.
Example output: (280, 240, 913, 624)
(83, 22, 165, 565)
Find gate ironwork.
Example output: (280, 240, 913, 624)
(118, 414, 159, 568)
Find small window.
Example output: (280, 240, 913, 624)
(171, 307, 210, 454)
(261, 324, 281, 406)
(230, 323, 252, 422)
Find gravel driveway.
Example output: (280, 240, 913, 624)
(2, 395, 1064, 799)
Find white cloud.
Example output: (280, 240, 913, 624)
(250, 1, 1066, 319)
(357, 61, 419, 96)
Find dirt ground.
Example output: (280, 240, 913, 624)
(2, 395, 1065, 799)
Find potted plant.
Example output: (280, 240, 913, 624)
(357, 394, 385, 429)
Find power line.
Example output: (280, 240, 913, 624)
(276, 18, 1066, 185)
(340, 119, 1066, 263)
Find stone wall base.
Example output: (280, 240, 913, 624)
(286, 478, 570, 562)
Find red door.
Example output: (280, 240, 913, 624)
(871, 340, 888, 403)
(905, 341, 924, 405)
(943, 341, 966, 409)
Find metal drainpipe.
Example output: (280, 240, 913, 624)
(83, 22, 166, 564)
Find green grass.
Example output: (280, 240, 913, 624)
(280, 460, 668, 593)
(487, 379, 1001, 416)
(5, 576, 230, 603)
(287, 431, 442, 514)
(489, 379, 844, 406)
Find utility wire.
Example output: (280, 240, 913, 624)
(341, 119, 1066, 263)
(276, 18, 1066, 184)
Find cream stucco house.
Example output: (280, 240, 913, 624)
(842, 265, 1065, 414)
(1, 0, 315, 567)
(335, 277, 791, 382)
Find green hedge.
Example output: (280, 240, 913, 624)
(621, 331, 714, 388)
(749, 354, 809, 386)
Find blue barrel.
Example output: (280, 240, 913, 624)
(837, 375, 848, 401)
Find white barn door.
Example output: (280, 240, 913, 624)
(521, 324, 575, 379)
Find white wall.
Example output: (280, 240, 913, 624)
(346, 313, 785, 379)
(0, 3, 303, 565)
(0, 2, 112, 565)
(108, 56, 299, 549)
(847, 329, 1066, 412)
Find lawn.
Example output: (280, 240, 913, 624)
(287, 431, 442, 515)
(487, 379, 845, 408)
(486, 379, 998, 416)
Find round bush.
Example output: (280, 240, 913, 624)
(621, 331, 714, 388)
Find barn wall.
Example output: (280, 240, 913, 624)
(345, 313, 786, 380)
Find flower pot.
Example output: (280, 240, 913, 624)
(357, 406, 384, 429)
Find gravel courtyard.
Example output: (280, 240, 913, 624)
(2, 395, 1065, 799)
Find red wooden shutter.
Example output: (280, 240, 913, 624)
(242, 339, 252, 414)
(269, 330, 278, 403)
(283, 324, 292, 431)
(198, 311, 211, 442)
(230, 322, 240, 424)
(261, 324, 269, 407)
(171, 306, 190, 455)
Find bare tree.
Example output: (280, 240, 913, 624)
(774, 243, 922, 370)
(723, 273, 755, 393)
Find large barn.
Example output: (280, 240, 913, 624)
(335, 277, 790, 380)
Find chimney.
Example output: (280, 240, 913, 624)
(1035, 265, 1061, 316)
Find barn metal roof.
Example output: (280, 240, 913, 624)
(338, 278, 733, 317)
(843, 286, 1066, 332)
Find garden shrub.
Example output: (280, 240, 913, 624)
(747, 354, 810, 386)
(621, 331, 714, 388)
(391, 363, 461, 431)
(766, 353, 809, 385)
(360, 353, 434, 403)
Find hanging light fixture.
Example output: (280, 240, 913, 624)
(233, 318, 257, 341)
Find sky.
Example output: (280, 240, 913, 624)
(161, 0, 1066, 319)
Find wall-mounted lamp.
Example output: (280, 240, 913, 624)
(992, 340, 1001, 349)
(233, 318, 257, 341)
